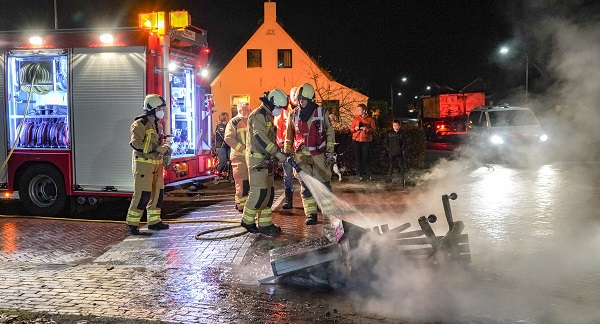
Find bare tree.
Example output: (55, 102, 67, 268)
(300, 61, 368, 130)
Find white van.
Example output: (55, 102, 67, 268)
(466, 105, 548, 158)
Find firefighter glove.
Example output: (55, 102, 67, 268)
(275, 152, 287, 162)
(163, 155, 172, 170)
(156, 144, 172, 156)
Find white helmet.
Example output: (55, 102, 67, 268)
(289, 87, 298, 106)
(144, 94, 166, 111)
(267, 88, 288, 108)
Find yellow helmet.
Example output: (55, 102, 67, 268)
(144, 94, 166, 111)
(296, 83, 315, 101)
(267, 88, 288, 108)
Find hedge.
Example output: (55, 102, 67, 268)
(274, 125, 427, 179)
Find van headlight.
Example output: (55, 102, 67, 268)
(490, 135, 504, 145)
(540, 134, 548, 142)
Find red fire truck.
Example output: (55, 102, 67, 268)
(420, 92, 486, 141)
(0, 11, 215, 216)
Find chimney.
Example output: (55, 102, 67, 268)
(264, 1, 276, 22)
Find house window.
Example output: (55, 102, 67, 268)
(277, 49, 292, 68)
(247, 49, 262, 68)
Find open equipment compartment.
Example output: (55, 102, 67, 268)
(7, 51, 69, 149)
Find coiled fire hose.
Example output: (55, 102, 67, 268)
(0, 64, 40, 176)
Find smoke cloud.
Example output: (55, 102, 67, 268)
(504, 0, 600, 161)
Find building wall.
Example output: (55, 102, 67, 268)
(210, 2, 367, 129)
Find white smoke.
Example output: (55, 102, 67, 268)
(509, 1, 600, 162)
(337, 154, 600, 323)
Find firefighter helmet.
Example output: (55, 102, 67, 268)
(144, 94, 166, 111)
(267, 88, 288, 108)
(296, 83, 316, 102)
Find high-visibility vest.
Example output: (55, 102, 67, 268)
(275, 107, 290, 147)
(293, 106, 327, 156)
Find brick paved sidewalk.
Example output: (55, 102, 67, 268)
(0, 185, 329, 323)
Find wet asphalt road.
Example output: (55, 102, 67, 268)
(2, 147, 600, 323)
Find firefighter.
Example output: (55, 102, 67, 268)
(224, 101, 251, 212)
(274, 87, 297, 209)
(241, 89, 289, 234)
(284, 83, 336, 225)
(126, 94, 172, 235)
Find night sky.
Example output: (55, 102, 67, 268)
(2, 0, 598, 106)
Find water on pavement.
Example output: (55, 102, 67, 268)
(2, 160, 600, 323)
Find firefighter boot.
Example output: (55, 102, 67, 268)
(148, 222, 170, 230)
(282, 189, 293, 209)
(259, 224, 282, 235)
(241, 221, 260, 234)
(126, 224, 140, 235)
(305, 213, 318, 225)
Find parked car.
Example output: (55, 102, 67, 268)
(466, 105, 548, 161)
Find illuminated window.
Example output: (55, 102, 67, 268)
(247, 49, 262, 68)
(277, 49, 292, 68)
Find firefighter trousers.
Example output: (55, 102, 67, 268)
(294, 152, 333, 217)
(231, 154, 249, 209)
(126, 159, 164, 227)
(242, 157, 275, 227)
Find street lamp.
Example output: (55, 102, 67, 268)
(499, 46, 529, 107)
(390, 76, 408, 111)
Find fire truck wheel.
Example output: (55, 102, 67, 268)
(18, 164, 67, 217)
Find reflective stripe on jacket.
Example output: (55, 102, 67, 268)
(130, 115, 164, 161)
(224, 115, 248, 157)
(247, 105, 278, 160)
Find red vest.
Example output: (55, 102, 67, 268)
(293, 107, 326, 156)
(275, 107, 290, 147)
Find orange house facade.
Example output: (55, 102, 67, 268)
(210, 2, 368, 128)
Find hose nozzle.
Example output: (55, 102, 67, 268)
(286, 156, 302, 172)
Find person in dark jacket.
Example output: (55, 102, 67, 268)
(385, 119, 405, 184)
(214, 112, 231, 179)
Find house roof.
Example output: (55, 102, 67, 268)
(212, 2, 341, 86)
(460, 77, 486, 93)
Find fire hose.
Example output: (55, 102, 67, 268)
(0, 214, 249, 241)
(1, 154, 303, 241)
(0, 64, 41, 176)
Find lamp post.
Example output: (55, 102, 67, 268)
(499, 46, 528, 107)
(525, 53, 529, 106)
(54, 0, 58, 29)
